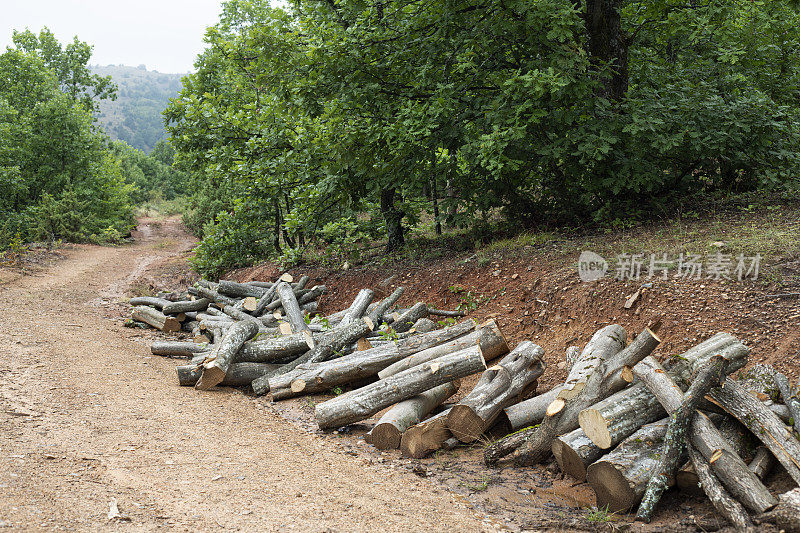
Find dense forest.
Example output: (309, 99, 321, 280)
(92, 64, 184, 153)
(166, 0, 800, 276)
(0, 28, 184, 251)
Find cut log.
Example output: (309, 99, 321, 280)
(505, 388, 562, 431)
(131, 306, 181, 332)
(411, 318, 436, 333)
(392, 302, 429, 333)
(579, 333, 748, 451)
(178, 362, 280, 387)
(340, 289, 374, 326)
(393, 318, 477, 359)
(195, 286, 238, 307)
(774, 371, 800, 435)
(162, 298, 210, 315)
(379, 319, 502, 378)
(315, 345, 486, 429)
(195, 320, 261, 390)
(488, 324, 654, 466)
(151, 341, 210, 358)
(218, 280, 268, 298)
(636, 355, 727, 523)
(400, 409, 452, 458)
(234, 332, 316, 363)
(622, 354, 776, 514)
(586, 419, 672, 513)
(447, 341, 545, 443)
(297, 285, 326, 306)
(708, 378, 800, 486)
(251, 319, 372, 395)
(687, 444, 753, 531)
(758, 488, 800, 533)
(129, 296, 171, 309)
(275, 281, 313, 340)
(749, 446, 774, 481)
(552, 427, 605, 482)
(366, 287, 404, 325)
(427, 308, 466, 318)
(253, 277, 281, 316)
(559, 326, 628, 401)
(269, 343, 403, 400)
(367, 382, 459, 450)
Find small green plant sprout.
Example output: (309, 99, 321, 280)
(378, 328, 399, 342)
(437, 317, 457, 327)
(585, 505, 616, 523)
(331, 386, 344, 396)
(463, 475, 490, 492)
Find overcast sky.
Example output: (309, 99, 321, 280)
(0, 0, 227, 73)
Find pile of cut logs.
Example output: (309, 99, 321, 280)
(129, 274, 800, 531)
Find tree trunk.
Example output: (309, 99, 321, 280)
(366, 287, 405, 326)
(275, 281, 313, 340)
(676, 417, 751, 495)
(195, 320, 261, 390)
(586, 0, 628, 102)
(340, 289, 375, 326)
(447, 341, 545, 443)
(315, 345, 486, 429)
(129, 296, 171, 309)
(366, 382, 459, 450)
(774, 371, 800, 435)
(758, 488, 800, 533)
(400, 409, 452, 458)
(131, 306, 181, 332)
(234, 332, 317, 363)
(393, 318, 477, 359)
(381, 186, 404, 253)
(749, 446, 774, 481)
(636, 355, 728, 523)
(178, 362, 280, 387)
(217, 280, 268, 298)
(379, 319, 503, 379)
(708, 379, 800, 486)
(586, 419, 672, 513)
(625, 355, 776, 514)
(505, 388, 563, 431)
(392, 302, 429, 333)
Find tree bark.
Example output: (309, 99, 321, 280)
(234, 332, 317, 363)
(687, 444, 753, 531)
(315, 345, 486, 429)
(447, 341, 545, 443)
(552, 427, 605, 482)
(217, 280, 268, 298)
(586, 0, 628, 101)
(708, 378, 800, 486)
(129, 296, 171, 309)
(400, 409, 452, 458)
(366, 287, 404, 326)
(131, 306, 181, 332)
(392, 302, 429, 333)
(676, 417, 751, 495)
(379, 319, 502, 378)
(340, 289, 374, 326)
(393, 318, 477, 359)
(757, 488, 800, 533)
(505, 388, 563, 431)
(195, 320, 261, 390)
(586, 419, 672, 513)
(366, 382, 459, 450)
(636, 355, 727, 523)
(275, 281, 313, 341)
(749, 446, 774, 481)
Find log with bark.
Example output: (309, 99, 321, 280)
(757, 488, 800, 533)
(579, 333, 748, 451)
(392, 302, 429, 333)
(315, 345, 486, 429)
(218, 280, 268, 299)
(161, 298, 210, 315)
(400, 409, 453, 458)
(427, 308, 466, 318)
(131, 306, 181, 332)
(774, 371, 800, 435)
(676, 417, 751, 495)
(195, 286, 238, 308)
(340, 289, 374, 326)
(151, 341, 210, 358)
(366, 287, 404, 325)
(195, 320, 261, 390)
(233, 332, 316, 364)
(687, 444, 753, 531)
(708, 378, 800, 486)
(621, 354, 776, 515)
(378, 319, 501, 378)
(129, 296, 171, 309)
(178, 362, 279, 387)
(447, 341, 545, 443)
(275, 281, 314, 342)
(552, 427, 605, 482)
(366, 382, 459, 450)
(635, 355, 728, 523)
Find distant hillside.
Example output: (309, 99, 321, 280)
(91, 64, 185, 153)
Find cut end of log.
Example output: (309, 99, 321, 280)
(195, 366, 225, 391)
(290, 379, 306, 393)
(280, 273, 294, 282)
(579, 408, 612, 449)
(163, 317, 181, 332)
(369, 424, 402, 450)
(357, 337, 373, 351)
(304, 330, 316, 349)
(447, 404, 484, 443)
(273, 310, 283, 320)
(546, 398, 565, 417)
(242, 297, 258, 312)
(621, 366, 634, 383)
(587, 461, 638, 513)
(552, 438, 588, 482)
(279, 322, 293, 335)
(363, 316, 375, 331)
(646, 327, 661, 344)
(481, 318, 510, 361)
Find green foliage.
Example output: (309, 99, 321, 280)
(166, 0, 800, 270)
(0, 32, 136, 250)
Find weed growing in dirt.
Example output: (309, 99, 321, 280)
(584, 505, 617, 523)
(462, 475, 490, 492)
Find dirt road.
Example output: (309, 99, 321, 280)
(0, 219, 492, 532)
